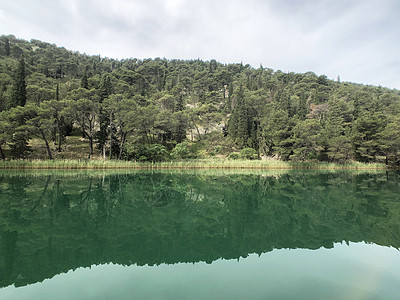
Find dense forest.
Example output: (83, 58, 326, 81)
(1, 35, 400, 164)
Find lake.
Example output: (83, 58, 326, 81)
(0, 169, 400, 299)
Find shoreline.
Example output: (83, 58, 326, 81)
(0, 159, 390, 170)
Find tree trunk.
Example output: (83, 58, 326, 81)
(196, 126, 201, 141)
(40, 129, 53, 160)
(58, 129, 62, 152)
(89, 137, 93, 159)
(0, 145, 5, 160)
(118, 133, 127, 160)
(109, 112, 113, 159)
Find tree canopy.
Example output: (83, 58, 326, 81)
(1, 35, 400, 165)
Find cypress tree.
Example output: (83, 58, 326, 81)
(81, 72, 89, 89)
(11, 57, 27, 107)
(4, 37, 10, 56)
(98, 74, 113, 158)
(99, 74, 112, 101)
(56, 83, 60, 101)
(228, 86, 250, 147)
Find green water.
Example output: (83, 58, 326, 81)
(0, 170, 400, 299)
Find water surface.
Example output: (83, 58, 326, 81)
(0, 170, 399, 299)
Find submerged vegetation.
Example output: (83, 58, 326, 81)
(1, 35, 400, 166)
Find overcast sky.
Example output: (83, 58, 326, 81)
(1, 0, 399, 89)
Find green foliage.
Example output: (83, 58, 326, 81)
(10, 57, 26, 108)
(171, 142, 191, 159)
(228, 152, 240, 160)
(4, 37, 10, 56)
(228, 86, 251, 147)
(352, 112, 386, 162)
(126, 144, 168, 162)
(239, 147, 258, 160)
(291, 119, 323, 161)
(0, 35, 399, 164)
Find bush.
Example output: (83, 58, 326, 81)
(210, 145, 222, 156)
(125, 144, 168, 162)
(228, 152, 240, 160)
(171, 142, 191, 159)
(240, 148, 258, 160)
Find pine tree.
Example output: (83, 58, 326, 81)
(81, 72, 89, 89)
(99, 74, 112, 101)
(98, 74, 113, 158)
(4, 37, 10, 56)
(228, 86, 250, 147)
(11, 58, 27, 108)
(56, 83, 60, 101)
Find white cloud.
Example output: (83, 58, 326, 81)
(1, 0, 399, 88)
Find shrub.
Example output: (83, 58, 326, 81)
(240, 148, 258, 160)
(125, 144, 168, 162)
(171, 142, 191, 159)
(228, 152, 240, 160)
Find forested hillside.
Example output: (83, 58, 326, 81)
(1, 35, 399, 164)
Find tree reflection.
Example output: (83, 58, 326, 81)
(0, 171, 399, 287)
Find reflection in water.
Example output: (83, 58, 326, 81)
(0, 170, 399, 288)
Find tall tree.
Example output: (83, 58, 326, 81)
(352, 112, 386, 162)
(11, 57, 27, 107)
(4, 37, 10, 57)
(81, 71, 89, 89)
(228, 86, 250, 148)
(64, 99, 99, 158)
(17, 104, 55, 159)
(98, 73, 113, 158)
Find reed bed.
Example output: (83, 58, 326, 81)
(0, 158, 388, 170)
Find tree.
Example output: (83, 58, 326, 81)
(99, 73, 113, 101)
(103, 94, 138, 159)
(263, 109, 296, 160)
(98, 73, 113, 158)
(352, 113, 386, 162)
(18, 104, 55, 159)
(228, 86, 251, 148)
(0, 112, 10, 159)
(291, 119, 323, 161)
(380, 116, 400, 166)
(45, 99, 68, 152)
(323, 98, 353, 162)
(11, 57, 27, 107)
(81, 72, 89, 89)
(4, 37, 10, 56)
(3, 107, 31, 158)
(0, 72, 13, 112)
(63, 99, 99, 158)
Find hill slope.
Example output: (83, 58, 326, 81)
(0, 35, 400, 164)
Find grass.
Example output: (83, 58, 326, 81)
(0, 158, 388, 170)
(0, 135, 389, 170)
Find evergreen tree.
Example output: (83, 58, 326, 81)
(98, 74, 113, 158)
(228, 86, 250, 147)
(352, 112, 386, 162)
(56, 83, 60, 101)
(99, 74, 113, 101)
(81, 72, 89, 89)
(11, 57, 27, 108)
(4, 37, 10, 56)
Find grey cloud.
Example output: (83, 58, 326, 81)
(1, 0, 399, 88)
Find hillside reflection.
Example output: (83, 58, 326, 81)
(1, 170, 400, 288)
